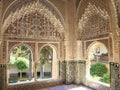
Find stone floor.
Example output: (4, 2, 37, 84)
(40, 84, 95, 90)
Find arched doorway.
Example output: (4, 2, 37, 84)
(87, 41, 110, 85)
(8, 44, 33, 84)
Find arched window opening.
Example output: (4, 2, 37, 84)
(8, 45, 33, 84)
(88, 42, 110, 84)
(37, 46, 53, 79)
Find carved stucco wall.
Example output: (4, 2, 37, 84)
(0, 0, 3, 63)
(114, 0, 120, 27)
(78, 3, 110, 40)
(0, 0, 120, 90)
(77, 0, 120, 62)
(1, 0, 64, 64)
(2, 0, 64, 35)
(4, 11, 63, 41)
(2, 0, 65, 22)
(76, 0, 120, 90)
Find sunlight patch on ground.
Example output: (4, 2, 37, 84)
(69, 87, 90, 90)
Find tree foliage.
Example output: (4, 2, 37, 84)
(39, 46, 53, 79)
(40, 46, 53, 65)
(15, 57, 29, 71)
(90, 62, 108, 77)
(10, 45, 31, 64)
(12, 45, 31, 60)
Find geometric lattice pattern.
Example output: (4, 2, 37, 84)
(60, 60, 86, 85)
(66, 60, 77, 84)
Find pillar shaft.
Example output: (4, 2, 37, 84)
(0, 64, 7, 90)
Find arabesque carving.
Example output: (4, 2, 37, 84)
(78, 3, 110, 40)
(2, 0, 64, 41)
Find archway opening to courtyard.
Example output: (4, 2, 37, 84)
(87, 42, 110, 85)
(8, 45, 33, 84)
(37, 45, 58, 80)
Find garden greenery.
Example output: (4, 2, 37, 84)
(100, 73, 110, 84)
(90, 62, 108, 77)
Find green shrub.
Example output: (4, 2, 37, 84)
(90, 62, 108, 77)
(101, 73, 110, 84)
(19, 78, 28, 81)
(9, 78, 18, 83)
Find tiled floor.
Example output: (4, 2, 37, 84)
(40, 84, 95, 90)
